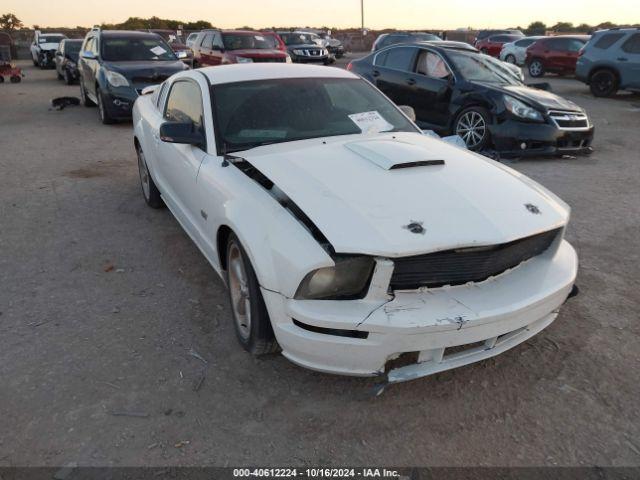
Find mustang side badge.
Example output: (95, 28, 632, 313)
(525, 203, 541, 215)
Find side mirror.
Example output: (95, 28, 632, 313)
(398, 105, 416, 122)
(81, 51, 97, 60)
(159, 121, 205, 148)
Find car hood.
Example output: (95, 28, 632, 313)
(481, 83, 583, 112)
(240, 132, 569, 256)
(287, 43, 323, 50)
(38, 43, 60, 51)
(102, 60, 185, 79)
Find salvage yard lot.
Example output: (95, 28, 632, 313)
(1, 57, 639, 466)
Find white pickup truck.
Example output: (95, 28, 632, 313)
(30, 31, 66, 68)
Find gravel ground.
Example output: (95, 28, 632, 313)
(1, 58, 639, 468)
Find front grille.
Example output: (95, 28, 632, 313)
(299, 49, 324, 57)
(250, 57, 286, 63)
(390, 228, 561, 291)
(549, 110, 590, 130)
(131, 75, 169, 84)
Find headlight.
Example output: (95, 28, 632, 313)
(105, 70, 129, 87)
(176, 50, 188, 59)
(504, 96, 543, 122)
(236, 56, 253, 63)
(294, 256, 375, 300)
(293, 49, 305, 56)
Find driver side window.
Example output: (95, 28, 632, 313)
(415, 51, 451, 80)
(164, 81, 205, 136)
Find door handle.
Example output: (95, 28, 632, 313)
(617, 57, 628, 62)
(406, 78, 416, 86)
(372, 70, 380, 77)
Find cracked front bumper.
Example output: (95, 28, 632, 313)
(262, 239, 577, 381)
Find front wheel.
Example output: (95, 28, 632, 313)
(96, 87, 115, 124)
(80, 80, 95, 107)
(64, 69, 73, 85)
(505, 54, 516, 64)
(590, 70, 618, 97)
(528, 59, 544, 77)
(454, 106, 491, 151)
(136, 143, 164, 209)
(226, 233, 278, 356)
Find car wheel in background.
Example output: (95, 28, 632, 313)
(64, 69, 73, 85)
(226, 233, 278, 356)
(455, 106, 491, 151)
(505, 54, 516, 64)
(136, 143, 164, 209)
(10, 76, 20, 83)
(57, 70, 63, 80)
(96, 87, 114, 125)
(528, 59, 544, 77)
(480, 48, 489, 55)
(80, 81, 96, 107)
(589, 69, 619, 97)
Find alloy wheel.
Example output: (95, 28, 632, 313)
(137, 147, 151, 201)
(456, 111, 487, 149)
(530, 61, 542, 76)
(506, 54, 516, 64)
(228, 243, 252, 341)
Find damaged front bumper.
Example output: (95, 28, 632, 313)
(261, 239, 577, 383)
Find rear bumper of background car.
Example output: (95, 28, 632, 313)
(261, 239, 578, 383)
(490, 119, 594, 157)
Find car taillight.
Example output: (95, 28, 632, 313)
(346, 62, 353, 71)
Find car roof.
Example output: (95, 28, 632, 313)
(100, 30, 162, 39)
(543, 35, 591, 40)
(196, 64, 356, 85)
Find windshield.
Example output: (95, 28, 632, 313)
(65, 41, 82, 57)
(101, 37, 177, 61)
(222, 33, 277, 50)
(211, 78, 419, 153)
(280, 33, 315, 45)
(39, 35, 64, 44)
(447, 50, 522, 86)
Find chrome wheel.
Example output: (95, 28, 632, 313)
(456, 110, 487, 149)
(137, 147, 151, 201)
(228, 243, 251, 341)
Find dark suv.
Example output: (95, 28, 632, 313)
(525, 36, 590, 77)
(576, 28, 640, 97)
(372, 32, 441, 52)
(277, 31, 330, 64)
(78, 29, 187, 124)
(191, 30, 289, 67)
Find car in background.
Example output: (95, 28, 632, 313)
(474, 29, 523, 47)
(31, 31, 67, 68)
(192, 30, 289, 67)
(499, 36, 545, 65)
(78, 29, 188, 124)
(576, 28, 640, 97)
(132, 63, 578, 385)
(476, 34, 524, 57)
(372, 32, 441, 52)
(348, 43, 593, 155)
(525, 35, 590, 77)
(186, 32, 200, 48)
(146, 29, 194, 66)
(278, 31, 331, 64)
(55, 38, 82, 85)
(316, 32, 345, 58)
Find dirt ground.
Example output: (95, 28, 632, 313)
(1, 58, 639, 468)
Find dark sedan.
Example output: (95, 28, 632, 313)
(348, 43, 594, 156)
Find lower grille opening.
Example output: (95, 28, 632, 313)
(445, 340, 486, 357)
(384, 352, 420, 372)
(292, 319, 368, 339)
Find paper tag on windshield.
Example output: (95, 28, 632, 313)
(150, 46, 167, 56)
(348, 111, 394, 134)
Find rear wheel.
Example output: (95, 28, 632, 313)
(454, 106, 491, 151)
(590, 69, 618, 97)
(226, 233, 278, 356)
(480, 48, 489, 55)
(528, 59, 544, 77)
(505, 54, 516, 64)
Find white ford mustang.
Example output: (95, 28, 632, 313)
(132, 64, 578, 386)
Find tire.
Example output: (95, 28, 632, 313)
(0, 76, 4, 83)
(528, 59, 544, 77)
(80, 80, 95, 107)
(590, 69, 619, 97)
(454, 106, 491, 151)
(505, 54, 516, 64)
(225, 233, 278, 356)
(96, 87, 115, 124)
(10, 76, 20, 84)
(32, 56, 38, 66)
(136, 143, 164, 209)
(57, 70, 63, 80)
(64, 69, 73, 85)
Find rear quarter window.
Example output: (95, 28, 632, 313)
(622, 33, 640, 54)
(593, 33, 625, 49)
(377, 46, 416, 71)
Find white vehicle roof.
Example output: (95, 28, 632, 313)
(196, 64, 356, 85)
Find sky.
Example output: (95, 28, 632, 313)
(3, 0, 639, 30)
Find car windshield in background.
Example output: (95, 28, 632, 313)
(281, 33, 315, 45)
(212, 78, 419, 153)
(413, 33, 441, 41)
(448, 50, 522, 85)
(101, 37, 177, 61)
(222, 34, 278, 50)
(65, 42, 82, 55)
(39, 35, 64, 43)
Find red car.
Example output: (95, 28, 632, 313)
(191, 29, 289, 67)
(475, 34, 523, 57)
(525, 35, 591, 77)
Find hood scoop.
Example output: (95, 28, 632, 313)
(345, 139, 445, 170)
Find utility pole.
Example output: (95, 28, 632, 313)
(361, 0, 364, 33)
